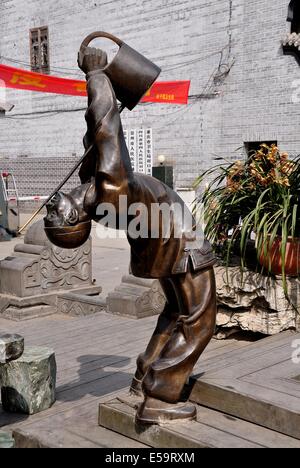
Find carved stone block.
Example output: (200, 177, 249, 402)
(57, 292, 106, 317)
(0, 347, 56, 415)
(107, 275, 166, 319)
(0, 220, 103, 320)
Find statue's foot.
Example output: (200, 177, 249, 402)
(136, 396, 197, 425)
(129, 376, 143, 397)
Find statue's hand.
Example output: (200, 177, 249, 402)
(78, 47, 108, 74)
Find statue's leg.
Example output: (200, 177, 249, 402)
(130, 278, 180, 396)
(136, 266, 216, 424)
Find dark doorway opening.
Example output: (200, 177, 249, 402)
(288, 0, 300, 33)
(244, 141, 278, 158)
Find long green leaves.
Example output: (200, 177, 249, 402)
(194, 145, 300, 311)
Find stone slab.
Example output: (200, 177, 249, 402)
(98, 395, 300, 448)
(0, 333, 24, 363)
(0, 346, 56, 415)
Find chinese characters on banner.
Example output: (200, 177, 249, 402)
(124, 129, 153, 175)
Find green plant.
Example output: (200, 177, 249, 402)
(194, 144, 300, 289)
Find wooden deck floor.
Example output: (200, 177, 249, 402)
(0, 311, 256, 446)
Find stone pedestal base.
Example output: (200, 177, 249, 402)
(107, 275, 166, 319)
(0, 431, 14, 448)
(0, 220, 104, 321)
(0, 286, 103, 321)
(0, 347, 56, 415)
(215, 266, 300, 336)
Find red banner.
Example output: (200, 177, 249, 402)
(0, 63, 190, 104)
(142, 81, 190, 105)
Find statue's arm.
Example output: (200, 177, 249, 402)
(79, 71, 114, 184)
(78, 47, 133, 211)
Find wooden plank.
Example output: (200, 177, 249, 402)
(3, 310, 296, 448)
(0, 312, 156, 344)
(197, 406, 300, 448)
(192, 377, 300, 438)
(240, 360, 300, 398)
(196, 333, 298, 378)
(13, 423, 148, 448)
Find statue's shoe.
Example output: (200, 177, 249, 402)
(136, 396, 197, 425)
(129, 376, 143, 397)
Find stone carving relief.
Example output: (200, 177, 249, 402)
(39, 243, 91, 291)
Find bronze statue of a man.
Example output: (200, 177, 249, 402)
(44, 46, 217, 425)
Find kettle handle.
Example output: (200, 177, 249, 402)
(78, 31, 122, 66)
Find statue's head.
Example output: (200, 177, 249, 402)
(44, 185, 92, 249)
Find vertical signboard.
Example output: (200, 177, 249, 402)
(137, 129, 145, 173)
(128, 129, 137, 172)
(124, 128, 153, 174)
(145, 128, 153, 176)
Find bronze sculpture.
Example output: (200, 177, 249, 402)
(44, 33, 217, 425)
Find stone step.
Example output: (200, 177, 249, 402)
(98, 395, 300, 448)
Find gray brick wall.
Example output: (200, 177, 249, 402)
(0, 0, 299, 197)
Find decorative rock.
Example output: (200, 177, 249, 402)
(0, 333, 24, 364)
(0, 431, 15, 448)
(0, 347, 56, 415)
(215, 266, 300, 336)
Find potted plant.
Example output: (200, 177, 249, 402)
(194, 144, 300, 288)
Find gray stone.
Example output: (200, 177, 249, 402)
(0, 333, 24, 363)
(0, 347, 56, 415)
(215, 266, 300, 336)
(107, 274, 166, 319)
(0, 431, 15, 448)
(0, 220, 103, 320)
